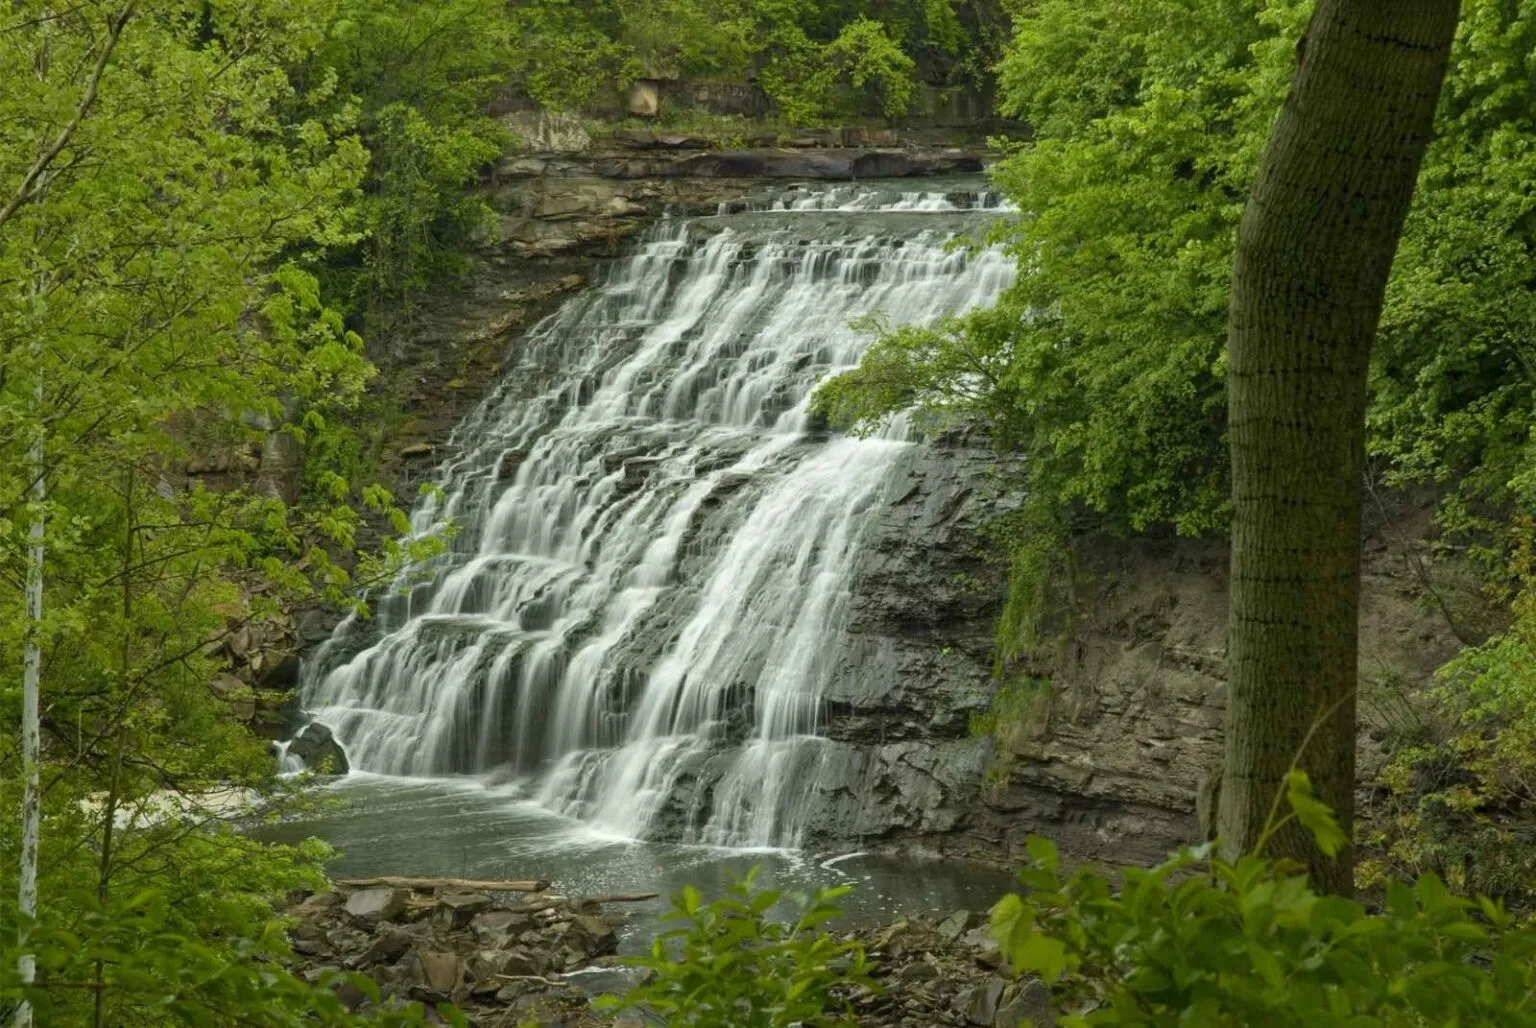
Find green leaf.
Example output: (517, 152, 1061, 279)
(1285, 771, 1347, 857)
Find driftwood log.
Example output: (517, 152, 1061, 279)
(334, 875, 550, 893)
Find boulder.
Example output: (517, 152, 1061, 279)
(416, 950, 461, 994)
(471, 909, 528, 941)
(626, 80, 661, 117)
(571, 914, 619, 957)
(434, 891, 493, 930)
(345, 887, 409, 925)
(210, 673, 244, 698)
(997, 979, 1053, 1027)
(963, 926, 1005, 969)
(491, 947, 546, 977)
(287, 721, 349, 775)
(348, 925, 413, 969)
(960, 979, 1006, 1026)
(939, 908, 980, 943)
(258, 652, 302, 689)
(330, 977, 368, 1012)
(897, 959, 940, 982)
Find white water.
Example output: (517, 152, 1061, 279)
(299, 182, 1014, 848)
(727, 183, 1016, 213)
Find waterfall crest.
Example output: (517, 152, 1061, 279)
(301, 181, 1014, 847)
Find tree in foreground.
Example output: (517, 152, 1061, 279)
(0, 2, 429, 1023)
(1219, 0, 1461, 892)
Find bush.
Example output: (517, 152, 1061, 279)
(599, 868, 877, 1027)
(1365, 531, 1536, 906)
(991, 774, 1536, 1026)
(816, 0, 1536, 595)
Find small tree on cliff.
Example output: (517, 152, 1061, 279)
(1219, 0, 1461, 893)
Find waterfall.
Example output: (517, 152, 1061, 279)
(300, 181, 1014, 848)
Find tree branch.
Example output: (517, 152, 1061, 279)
(0, 3, 136, 235)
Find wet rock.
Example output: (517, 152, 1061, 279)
(434, 891, 493, 930)
(938, 909, 979, 943)
(571, 914, 619, 956)
(344, 887, 408, 925)
(416, 950, 461, 994)
(348, 925, 413, 969)
(400, 442, 434, 458)
(959, 979, 1005, 1025)
(287, 721, 349, 775)
(258, 652, 302, 689)
(496, 448, 526, 480)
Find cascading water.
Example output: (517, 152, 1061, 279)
(299, 181, 1014, 848)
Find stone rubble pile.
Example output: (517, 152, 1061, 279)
(849, 911, 1053, 1028)
(285, 879, 626, 1026)
(287, 880, 1052, 1027)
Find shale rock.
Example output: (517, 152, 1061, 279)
(847, 914, 1054, 1028)
(286, 879, 630, 1026)
(345, 887, 408, 925)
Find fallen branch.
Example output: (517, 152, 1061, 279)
(334, 875, 550, 893)
(493, 974, 563, 987)
(583, 892, 659, 904)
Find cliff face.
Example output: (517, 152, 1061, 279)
(333, 107, 1483, 871)
(370, 113, 998, 506)
(815, 447, 1481, 869)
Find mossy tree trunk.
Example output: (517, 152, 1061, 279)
(1220, 0, 1460, 894)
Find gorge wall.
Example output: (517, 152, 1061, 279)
(283, 105, 1482, 872)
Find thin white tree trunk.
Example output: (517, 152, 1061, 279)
(16, 379, 43, 1028)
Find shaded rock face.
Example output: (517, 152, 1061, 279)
(334, 106, 1476, 871)
(819, 468, 1477, 869)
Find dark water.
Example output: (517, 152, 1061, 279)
(255, 774, 1015, 954)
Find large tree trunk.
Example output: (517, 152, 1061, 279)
(1220, 0, 1459, 893)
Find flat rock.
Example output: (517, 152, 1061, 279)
(960, 979, 1006, 1025)
(434, 891, 493, 929)
(345, 887, 408, 925)
(939, 909, 980, 943)
(417, 950, 460, 993)
(347, 925, 412, 969)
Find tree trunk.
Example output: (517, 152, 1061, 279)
(1220, 0, 1459, 894)
(16, 385, 44, 1028)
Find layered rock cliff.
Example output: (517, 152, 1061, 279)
(303, 103, 1483, 872)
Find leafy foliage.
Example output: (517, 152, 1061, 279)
(1366, 529, 1536, 906)
(817, 0, 1536, 595)
(505, 0, 1004, 120)
(600, 868, 878, 1027)
(992, 783, 1536, 1026)
(0, 1, 438, 1022)
(762, 16, 920, 121)
(303, 0, 513, 338)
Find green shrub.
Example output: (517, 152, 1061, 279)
(991, 773, 1536, 1026)
(816, 0, 1536, 584)
(1365, 532, 1536, 906)
(599, 868, 877, 1027)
